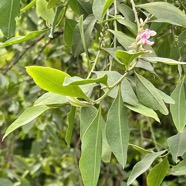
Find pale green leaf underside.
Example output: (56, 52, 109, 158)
(106, 90, 129, 168)
(170, 78, 186, 132)
(137, 2, 186, 27)
(135, 73, 168, 115)
(125, 102, 160, 122)
(142, 57, 186, 65)
(167, 129, 186, 163)
(34, 92, 68, 107)
(79, 109, 102, 186)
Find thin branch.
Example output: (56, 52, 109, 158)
(2, 31, 63, 75)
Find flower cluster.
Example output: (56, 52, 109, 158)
(136, 29, 157, 46)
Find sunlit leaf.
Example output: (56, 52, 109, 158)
(115, 50, 144, 68)
(36, 0, 55, 26)
(63, 74, 108, 86)
(0, 30, 48, 47)
(26, 66, 89, 100)
(147, 157, 169, 186)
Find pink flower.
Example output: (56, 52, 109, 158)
(136, 29, 156, 46)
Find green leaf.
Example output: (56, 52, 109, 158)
(129, 144, 152, 154)
(150, 18, 182, 27)
(47, 0, 61, 9)
(80, 106, 97, 138)
(92, 0, 104, 21)
(0, 179, 13, 186)
(170, 77, 186, 132)
(3, 105, 49, 139)
(117, 3, 135, 21)
(93, 71, 122, 86)
(101, 0, 114, 20)
(125, 102, 160, 122)
(147, 157, 169, 186)
(65, 106, 76, 147)
(158, 90, 175, 104)
(115, 50, 144, 68)
(121, 79, 138, 106)
(141, 57, 186, 65)
(137, 2, 186, 27)
(0, 29, 48, 47)
(0, 0, 20, 38)
(26, 66, 89, 100)
(127, 150, 166, 185)
(72, 14, 97, 57)
(49, 6, 63, 38)
(102, 48, 125, 69)
(117, 19, 137, 35)
(76, 0, 92, 17)
(106, 89, 130, 168)
(109, 30, 135, 50)
(102, 122, 111, 163)
(172, 157, 186, 172)
(135, 73, 168, 115)
(167, 129, 186, 163)
(79, 107, 102, 186)
(63, 74, 108, 86)
(20, 0, 36, 13)
(34, 92, 68, 107)
(93, 0, 114, 21)
(36, 0, 55, 26)
(64, 19, 77, 48)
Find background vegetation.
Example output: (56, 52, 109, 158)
(0, 0, 186, 186)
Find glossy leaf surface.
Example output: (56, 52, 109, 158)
(26, 66, 89, 99)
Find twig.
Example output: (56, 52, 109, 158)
(33, 31, 63, 64)
(2, 35, 45, 75)
(2, 31, 63, 74)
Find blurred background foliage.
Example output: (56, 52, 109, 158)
(0, 0, 186, 185)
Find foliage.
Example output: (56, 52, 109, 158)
(1, 0, 186, 186)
